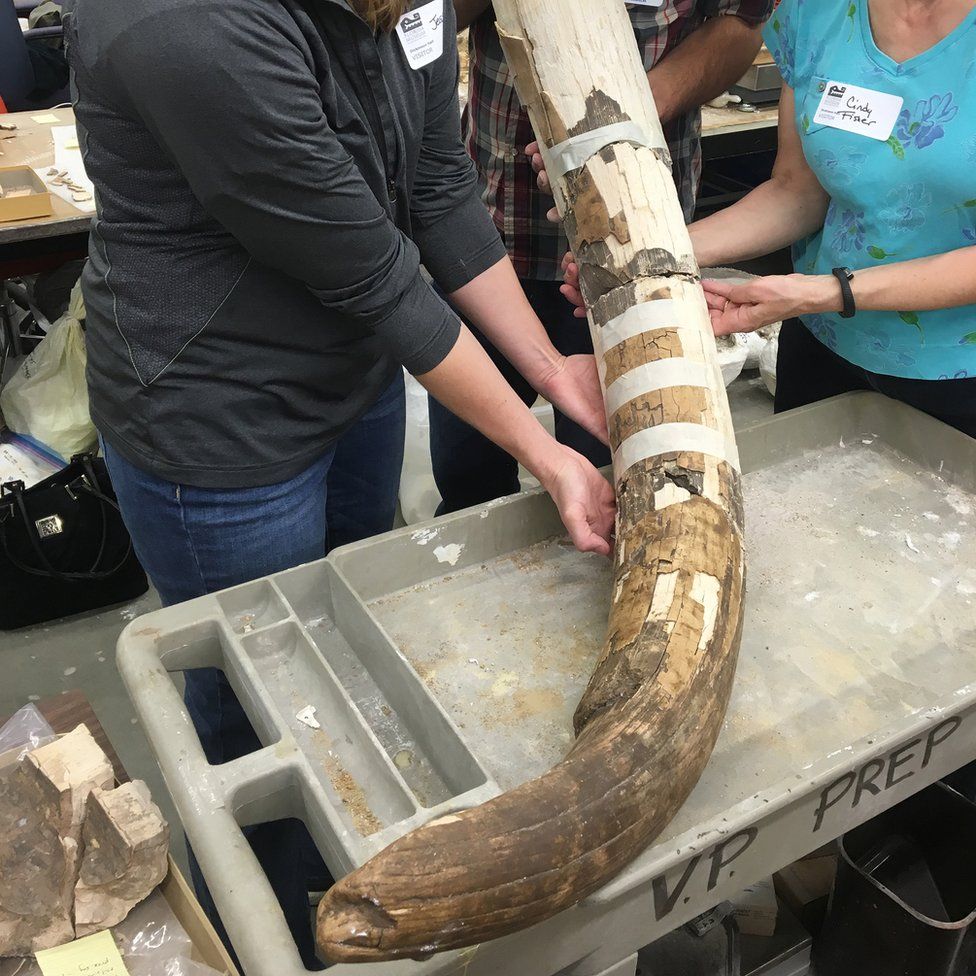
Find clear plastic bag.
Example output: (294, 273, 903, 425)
(114, 891, 193, 965)
(0, 704, 56, 763)
(0, 892, 224, 976)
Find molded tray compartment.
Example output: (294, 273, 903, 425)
(242, 621, 415, 835)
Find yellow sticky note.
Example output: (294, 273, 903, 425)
(34, 931, 129, 976)
(31, 113, 62, 124)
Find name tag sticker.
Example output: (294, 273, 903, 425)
(814, 81, 904, 140)
(395, 0, 444, 70)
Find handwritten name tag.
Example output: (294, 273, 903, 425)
(395, 0, 444, 70)
(814, 81, 903, 141)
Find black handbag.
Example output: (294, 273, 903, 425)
(0, 453, 149, 629)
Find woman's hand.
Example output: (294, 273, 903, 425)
(540, 446, 616, 557)
(703, 274, 841, 336)
(560, 251, 588, 319)
(537, 353, 609, 446)
(526, 141, 560, 223)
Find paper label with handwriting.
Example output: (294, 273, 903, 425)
(813, 81, 903, 141)
(35, 930, 129, 976)
(628, 0, 666, 6)
(395, 0, 444, 70)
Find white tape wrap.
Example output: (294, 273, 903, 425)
(615, 423, 741, 475)
(604, 359, 710, 416)
(593, 300, 678, 358)
(548, 121, 667, 181)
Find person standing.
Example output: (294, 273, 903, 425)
(430, 0, 775, 514)
(63, 0, 613, 966)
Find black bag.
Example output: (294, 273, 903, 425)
(0, 453, 149, 629)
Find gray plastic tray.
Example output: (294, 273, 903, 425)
(118, 393, 976, 976)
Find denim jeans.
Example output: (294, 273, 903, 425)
(102, 374, 405, 969)
(429, 278, 611, 514)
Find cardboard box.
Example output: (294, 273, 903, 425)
(161, 857, 241, 975)
(741, 900, 812, 976)
(733, 876, 779, 937)
(0, 166, 52, 222)
(774, 848, 839, 937)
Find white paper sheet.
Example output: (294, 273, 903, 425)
(34, 125, 96, 214)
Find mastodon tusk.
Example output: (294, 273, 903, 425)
(316, 0, 745, 961)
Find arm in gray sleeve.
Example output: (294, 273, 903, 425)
(409, 2, 508, 293)
(106, 2, 458, 375)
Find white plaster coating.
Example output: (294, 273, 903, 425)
(604, 359, 710, 416)
(594, 300, 678, 356)
(615, 423, 740, 476)
(647, 572, 679, 622)
(691, 573, 721, 652)
(434, 544, 465, 566)
(653, 483, 692, 511)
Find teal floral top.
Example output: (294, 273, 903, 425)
(764, 0, 976, 379)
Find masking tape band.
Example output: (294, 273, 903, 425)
(604, 359, 711, 416)
(548, 121, 667, 181)
(615, 423, 741, 475)
(594, 300, 678, 358)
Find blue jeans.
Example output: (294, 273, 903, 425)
(102, 375, 405, 970)
(429, 278, 611, 514)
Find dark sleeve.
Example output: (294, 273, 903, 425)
(703, 0, 776, 26)
(106, 2, 458, 376)
(409, 0, 507, 293)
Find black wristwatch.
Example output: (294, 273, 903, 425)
(832, 267, 857, 319)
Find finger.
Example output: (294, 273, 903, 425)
(711, 314, 737, 338)
(526, 140, 539, 157)
(537, 169, 551, 193)
(561, 251, 573, 272)
(703, 291, 730, 312)
(575, 306, 588, 319)
(567, 510, 612, 557)
(565, 262, 579, 287)
(559, 283, 586, 310)
(701, 279, 735, 299)
(547, 206, 559, 223)
(727, 283, 763, 305)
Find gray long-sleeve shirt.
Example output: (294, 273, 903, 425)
(63, 0, 506, 487)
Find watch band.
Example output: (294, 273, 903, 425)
(832, 267, 857, 319)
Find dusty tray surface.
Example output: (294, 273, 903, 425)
(361, 413, 976, 835)
(118, 393, 976, 976)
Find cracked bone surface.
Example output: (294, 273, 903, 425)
(317, 0, 745, 961)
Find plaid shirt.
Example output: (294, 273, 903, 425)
(464, 1, 775, 280)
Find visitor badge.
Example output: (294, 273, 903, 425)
(395, 0, 444, 70)
(813, 81, 904, 141)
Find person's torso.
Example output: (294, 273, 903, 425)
(465, 1, 710, 280)
(62, 0, 454, 480)
(774, 0, 976, 379)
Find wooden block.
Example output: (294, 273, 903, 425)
(73, 782, 170, 937)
